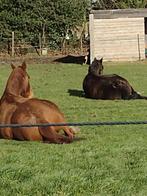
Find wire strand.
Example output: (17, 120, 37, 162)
(0, 120, 147, 128)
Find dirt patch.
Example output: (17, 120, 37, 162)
(0, 53, 89, 65)
(0, 55, 65, 65)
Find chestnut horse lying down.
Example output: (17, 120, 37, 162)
(0, 62, 75, 143)
(83, 58, 147, 100)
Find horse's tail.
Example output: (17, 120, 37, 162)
(134, 93, 147, 100)
(62, 125, 80, 138)
(131, 88, 147, 100)
(69, 126, 80, 134)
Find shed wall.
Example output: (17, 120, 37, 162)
(90, 17, 145, 61)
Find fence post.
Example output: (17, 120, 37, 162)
(39, 33, 42, 55)
(137, 34, 141, 61)
(80, 35, 83, 54)
(12, 31, 14, 57)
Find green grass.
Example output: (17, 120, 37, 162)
(0, 60, 147, 195)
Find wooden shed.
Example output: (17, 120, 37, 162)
(89, 9, 147, 62)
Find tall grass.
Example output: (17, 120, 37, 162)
(0, 61, 147, 195)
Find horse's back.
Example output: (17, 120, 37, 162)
(100, 74, 129, 82)
(12, 98, 65, 124)
(83, 73, 133, 99)
(83, 73, 130, 88)
(10, 97, 74, 143)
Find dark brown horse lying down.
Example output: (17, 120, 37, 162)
(0, 62, 75, 144)
(83, 58, 147, 100)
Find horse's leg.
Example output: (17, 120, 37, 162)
(0, 128, 13, 140)
(12, 127, 43, 141)
(111, 80, 133, 99)
(11, 110, 43, 141)
(39, 126, 73, 144)
(121, 85, 134, 99)
(0, 128, 13, 139)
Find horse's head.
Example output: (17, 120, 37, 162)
(7, 61, 33, 98)
(88, 58, 103, 76)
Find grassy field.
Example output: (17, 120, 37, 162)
(0, 60, 147, 196)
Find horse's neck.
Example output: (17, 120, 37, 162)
(0, 91, 29, 105)
(88, 72, 100, 77)
(0, 91, 7, 104)
(7, 77, 21, 95)
(0, 76, 21, 104)
(88, 72, 118, 78)
(0, 91, 15, 105)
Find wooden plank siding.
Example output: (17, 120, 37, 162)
(89, 9, 147, 61)
(91, 17, 145, 61)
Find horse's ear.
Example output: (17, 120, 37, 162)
(21, 61, 27, 70)
(100, 58, 103, 63)
(11, 63, 16, 69)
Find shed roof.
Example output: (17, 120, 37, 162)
(90, 8, 147, 19)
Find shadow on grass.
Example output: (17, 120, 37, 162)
(68, 89, 84, 98)
(73, 137, 86, 143)
(54, 55, 86, 65)
(43, 137, 86, 144)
